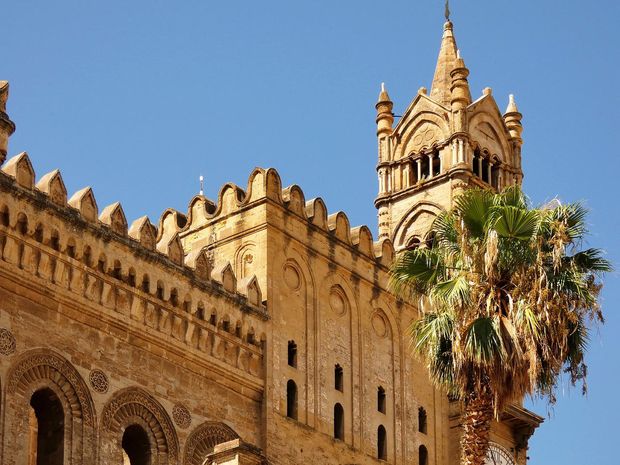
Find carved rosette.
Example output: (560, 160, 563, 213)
(89, 368, 110, 394)
(0, 328, 16, 355)
(172, 403, 192, 429)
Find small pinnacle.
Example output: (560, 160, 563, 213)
(483, 87, 492, 96)
(381, 82, 386, 92)
(505, 94, 519, 113)
(456, 49, 461, 59)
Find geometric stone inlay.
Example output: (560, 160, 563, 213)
(0, 328, 16, 355)
(172, 403, 192, 429)
(89, 368, 110, 394)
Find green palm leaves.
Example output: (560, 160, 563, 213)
(390, 186, 610, 414)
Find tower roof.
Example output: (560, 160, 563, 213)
(430, 21, 459, 106)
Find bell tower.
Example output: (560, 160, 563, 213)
(375, 19, 523, 250)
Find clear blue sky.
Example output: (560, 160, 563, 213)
(3, 1, 619, 463)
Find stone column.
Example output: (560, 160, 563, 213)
(428, 154, 434, 178)
(488, 161, 493, 186)
(416, 159, 422, 182)
(477, 157, 483, 179)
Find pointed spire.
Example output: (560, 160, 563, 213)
(376, 82, 394, 137)
(504, 94, 523, 144)
(430, 21, 459, 106)
(505, 94, 519, 114)
(377, 82, 391, 104)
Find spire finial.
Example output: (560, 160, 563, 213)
(199, 175, 204, 196)
(381, 82, 386, 92)
(445, 0, 450, 21)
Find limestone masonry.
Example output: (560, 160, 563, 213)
(0, 20, 542, 465)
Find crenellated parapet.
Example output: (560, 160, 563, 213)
(0, 152, 268, 390)
(168, 167, 394, 271)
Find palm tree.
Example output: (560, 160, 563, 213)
(389, 187, 610, 465)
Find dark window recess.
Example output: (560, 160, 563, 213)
(418, 407, 428, 434)
(288, 340, 297, 368)
(286, 380, 298, 420)
(378, 425, 387, 460)
(122, 424, 151, 465)
(334, 364, 343, 391)
(419, 445, 428, 465)
(377, 386, 386, 414)
(334, 403, 344, 440)
(30, 388, 65, 465)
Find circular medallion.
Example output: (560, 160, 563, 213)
(329, 287, 347, 316)
(371, 313, 387, 338)
(89, 369, 110, 393)
(0, 328, 16, 355)
(283, 264, 301, 290)
(172, 403, 192, 429)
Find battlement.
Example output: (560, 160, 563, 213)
(0, 152, 267, 394)
(158, 167, 395, 269)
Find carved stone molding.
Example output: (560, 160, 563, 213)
(7, 349, 95, 427)
(184, 421, 239, 465)
(102, 387, 179, 460)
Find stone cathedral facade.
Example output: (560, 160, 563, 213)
(0, 20, 542, 465)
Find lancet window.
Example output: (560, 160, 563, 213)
(334, 403, 344, 440)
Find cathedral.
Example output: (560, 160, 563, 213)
(0, 17, 542, 465)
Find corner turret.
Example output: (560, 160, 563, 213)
(376, 83, 394, 139)
(0, 81, 16, 165)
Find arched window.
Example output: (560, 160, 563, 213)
(29, 388, 64, 465)
(472, 148, 481, 177)
(286, 380, 298, 420)
(491, 161, 501, 190)
(418, 407, 428, 434)
(481, 156, 490, 184)
(377, 425, 387, 460)
(288, 340, 297, 368)
(420, 156, 430, 179)
(334, 364, 343, 391)
(122, 424, 151, 465)
(334, 403, 344, 440)
(406, 237, 421, 251)
(419, 445, 428, 465)
(425, 232, 436, 249)
(0, 205, 9, 226)
(377, 386, 386, 414)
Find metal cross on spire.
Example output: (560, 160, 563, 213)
(445, 0, 450, 21)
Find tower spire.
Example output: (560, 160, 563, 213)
(430, 19, 459, 107)
(445, 0, 450, 21)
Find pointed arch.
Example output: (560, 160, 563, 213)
(391, 200, 444, 250)
(183, 421, 240, 465)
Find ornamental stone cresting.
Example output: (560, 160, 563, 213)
(0, 17, 542, 465)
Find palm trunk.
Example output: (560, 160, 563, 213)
(461, 389, 494, 465)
